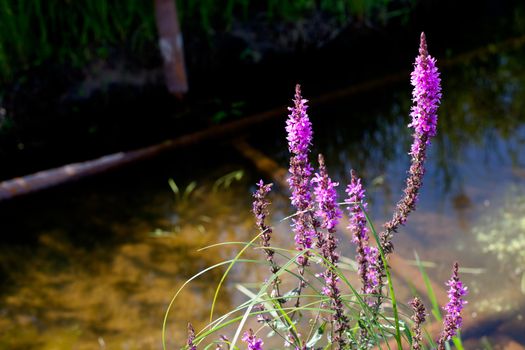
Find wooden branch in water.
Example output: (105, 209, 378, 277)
(0, 145, 165, 201)
(232, 138, 288, 187)
(0, 109, 285, 201)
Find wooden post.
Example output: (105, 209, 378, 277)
(154, 0, 188, 96)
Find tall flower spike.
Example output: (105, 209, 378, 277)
(437, 262, 468, 349)
(252, 181, 277, 269)
(409, 297, 427, 350)
(380, 32, 442, 255)
(242, 329, 264, 350)
(286, 84, 316, 265)
(187, 323, 197, 350)
(286, 84, 313, 211)
(345, 170, 380, 301)
(313, 154, 342, 234)
(313, 154, 348, 349)
(252, 180, 282, 300)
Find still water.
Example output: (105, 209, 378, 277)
(1, 40, 525, 349)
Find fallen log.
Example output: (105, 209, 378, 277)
(0, 108, 284, 201)
(233, 139, 288, 188)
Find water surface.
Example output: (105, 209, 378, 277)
(1, 39, 525, 349)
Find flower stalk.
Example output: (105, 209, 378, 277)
(313, 154, 348, 349)
(242, 329, 264, 350)
(409, 297, 427, 350)
(286, 84, 316, 264)
(286, 84, 317, 315)
(437, 262, 468, 349)
(380, 32, 442, 255)
(187, 323, 197, 350)
(345, 170, 380, 302)
(252, 180, 282, 300)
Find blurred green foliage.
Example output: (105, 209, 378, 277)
(0, 0, 407, 83)
(0, 0, 157, 82)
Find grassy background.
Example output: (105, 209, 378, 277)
(0, 0, 409, 84)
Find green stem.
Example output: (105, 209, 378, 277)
(362, 205, 403, 350)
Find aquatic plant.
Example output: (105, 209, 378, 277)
(164, 33, 467, 350)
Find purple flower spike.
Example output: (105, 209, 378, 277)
(313, 154, 348, 349)
(345, 170, 380, 301)
(242, 329, 264, 350)
(252, 180, 282, 300)
(253, 180, 273, 232)
(187, 323, 197, 350)
(252, 180, 276, 265)
(286, 84, 313, 211)
(313, 154, 342, 233)
(346, 172, 368, 244)
(409, 297, 427, 350)
(380, 32, 442, 256)
(286, 84, 316, 262)
(409, 32, 442, 143)
(437, 262, 468, 349)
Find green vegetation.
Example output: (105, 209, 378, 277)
(0, 0, 411, 83)
(0, 0, 157, 82)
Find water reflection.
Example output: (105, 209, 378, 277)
(2, 40, 525, 348)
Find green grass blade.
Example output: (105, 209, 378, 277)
(414, 251, 442, 322)
(361, 205, 403, 349)
(209, 231, 264, 323)
(161, 258, 260, 350)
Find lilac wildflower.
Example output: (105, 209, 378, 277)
(409, 297, 427, 350)
(252, 181, 283, 305)
(437, 262, 468, 349)
(380, 32, 442, 255)
(313, 154, 342, 233)
(187, 323, 197, 350)
(252, 181, 280, 274)
(409, 32, 442, 144)
(286, 84, 314, 211)
(286, 84, 316, 258)
(253, 180, 273, 237)
(345, 170, 380, 301)
(242, 329, 264, 350)
(255, 303, 271, 324)
(313, 154, 348, 349)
